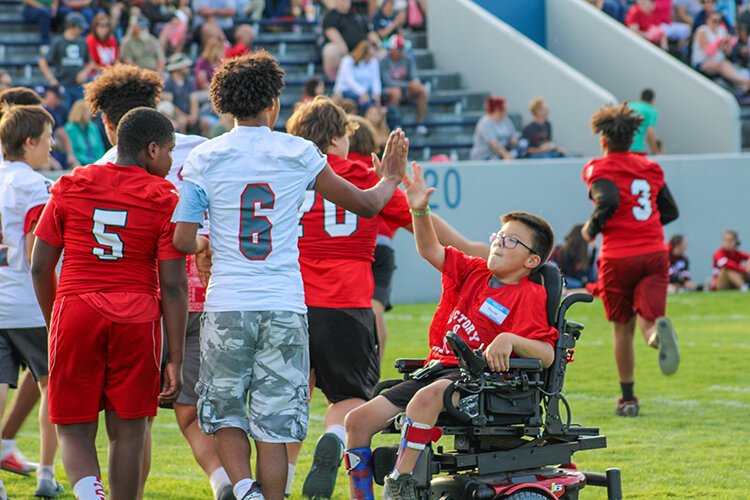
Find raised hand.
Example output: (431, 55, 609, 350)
(402, 161, 435, 211)
(378, 128, 409, 181)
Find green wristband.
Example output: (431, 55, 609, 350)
(409, 207, 431, 217)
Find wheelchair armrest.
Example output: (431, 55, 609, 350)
(395, 358, 426, 374)
(508, 358, 543, 371)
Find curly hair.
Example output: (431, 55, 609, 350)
(210, 50, 285, 120)
(84, 64, 163, 127)
(286, 96, 357, 153)
(591, 103, 643, 153)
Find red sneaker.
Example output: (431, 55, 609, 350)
(615, 397, 640, 417)
(0, 449, 36, 476)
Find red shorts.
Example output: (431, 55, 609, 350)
(598, 250, 668, 324)
(48, 295, 162, 424)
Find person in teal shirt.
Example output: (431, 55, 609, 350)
(63, 99, 105, 166)
(628, 89, 662, 155)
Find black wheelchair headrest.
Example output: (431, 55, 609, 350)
(529, 262, 563, 327)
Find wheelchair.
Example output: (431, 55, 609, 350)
(370, 263, 623, 499)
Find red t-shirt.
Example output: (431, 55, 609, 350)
(425, 247, 559, 367)
(582, 152, 666, 259)
(298, 153, 412, 308)
(654, 0, 673, 25)
(625, 5, 662, 31)
(34, 164, 184, 321)
(713, 248, 749, 275)
(348, 151, 403, 240)
(86, 34, 119, 67)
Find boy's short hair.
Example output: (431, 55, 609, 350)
(85, 64, 163, 127)
(116, 107, 174, 158)
(528, 97, 545, 115)
(286, 96, 357, 153)
(590, 103, 643, 152)
(347, 114, 377, 155)
(0, 87, 42, 119)
(210, 50, 285, 120)
(0, 104, 54, 159)
(501, 211, 555, 263)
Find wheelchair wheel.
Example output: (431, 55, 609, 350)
(502, 491, 551, 500)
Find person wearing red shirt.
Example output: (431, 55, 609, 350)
(581, 103, 680, 418)
(346, 164, 557, 499)
(31, 108, 188, 500)
(86, 13, 119, 72)
(626, 0, 668, 48)
(711, 229, 750, 290)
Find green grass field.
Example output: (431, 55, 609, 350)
(4, 292, 750, 499)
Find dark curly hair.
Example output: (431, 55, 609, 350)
(84, 64, 163, 127)
(210, 50, 285, 120)
(591, 103, 643, 153)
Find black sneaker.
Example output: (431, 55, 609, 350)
(241, 483, 264, 500)
(615, 397, 640, 417)
(218, 484, 236, 500)
(655, 317, 679, 375)
(382, 474, 419, 500)
(302, 433, 344, 498)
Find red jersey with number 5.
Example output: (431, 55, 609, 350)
(34, 163, 184, 302)
(582, 152, 666, 259)
(298, 154, 412, 308)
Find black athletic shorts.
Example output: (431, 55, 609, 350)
(381, 368, 461, 409)
(372, 244, 396, 311)
(308, 307, 380, 404)
(0, 328, 49, 387)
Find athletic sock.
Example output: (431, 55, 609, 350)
(37, 465, 54, 481)
(620, 382, 635, 402)
(285, 463, 295, 497)
(73, 476, 106, 500)
(233, 478, 255, 499)
(209, 467, 231, 498)
(324, 424, 346, 452)
(0, 439, 14, 459)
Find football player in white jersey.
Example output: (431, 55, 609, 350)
(84, 65, 232, 500)
(0, 104, 62, 498)
(172, 51, 409, 500)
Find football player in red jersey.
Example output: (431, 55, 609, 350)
(711, 229, 750, 290)
(31, 108, 188, 500)
(581, 104, 680, 418)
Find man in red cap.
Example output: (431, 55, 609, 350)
(380, 34, 430, 135)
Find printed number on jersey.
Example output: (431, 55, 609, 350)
(630, 179, 652, 221)
(239, 183, 274, 260)
(297, 191, 358, 238)
(92, 208, 128, 261)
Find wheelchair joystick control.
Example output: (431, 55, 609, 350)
(446, 332, 487, 377)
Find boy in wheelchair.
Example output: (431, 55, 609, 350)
(344, 163, 558, 499)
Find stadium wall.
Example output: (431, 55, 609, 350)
(546, 0, 741, 154)
(471, 0, 546, 47)
(389, 156, 750, 304)
(428, 0, 616, 157)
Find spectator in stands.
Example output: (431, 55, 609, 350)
(192, 0, 236, 45)
(654, 0, 692, 44)
(22, 0, 56, 47)
(163, 53, 199, 133)
(372, 0, 406, 41)
(302, 77, 325, 103)
(0, 71, 11, 92)
(86, 13, 119, 72)
(264, 0, 292, 18)
(692, 0, 735, 35)
(57, 0, 95, 28)
(40, 85, 78, 169)
(365, 104, 390, 151)
(225, 24, 256, 59)
(585, 0, 629, 23)
(469, 96, 519, 161)
(711, 229, 750, 290)
(628, 89, 663, 155)
(551, 224, 597, 291)
(692, 12, 750, 91)
(333, 39, 382, 113)
(236, 0, 266, 22)
(63, 99, 106, 165)
(380, 34, 429, 135)
(38, 12, 93, 114)
(674, 0, 701, 27)
(322, 0, 379, 81)
(626, 0, 669, 49)
(195, 38, 225, 90)
(158, 8, 190, 57)
(120, 16, 166, 73)
(668, 234, 700, 292)
(521, 97, 566, 159)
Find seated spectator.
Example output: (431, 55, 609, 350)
(322, 0, 379, 81)
(163, 53, 199, 133)
(364, 104, 390, 151)
(692, 0, 735, 35)
(86, 13, 119, 73)
(22, 0, 56, 46)
(225, 24, 255, 59)
(626, 0, 669, 49)
(692, 12, 750, 91)
(711, 229, 750, 290)
(333, 39, 382, 113)
(372, 0, 406, 41)
(550, 224, 597, 291)
(63, 99, 106, 165)
(521, 97, 566, 159)
(668, 234, 700, 292)
(195, 39, 225, 90)
(121, 16, 166, 73)
(192, 0, 236, 45)
(0, 71, 11, 92)
(654, 0, 691, 43)
(469, 96, 520, 161)
(236, 0, 266, 22)
(39, 85, 78, 170)
(57, 0, 95, 28)
(674, 0, 700, 27)
(380, 34, 429, 135)
(628, 89, 663, 155)
(158, 8, 191, 57)
(38, 13, 93, 113)
(301, 77, 325, 104)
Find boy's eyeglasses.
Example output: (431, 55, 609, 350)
(489, 232, 537, 255)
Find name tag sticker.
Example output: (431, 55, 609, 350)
(479, 298, 509, 325)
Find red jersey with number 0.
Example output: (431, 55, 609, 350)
(34, 164, 184, 320)
(582, 152, 666, 259)
(298, 154, 412, 308)
(425, 247, 558, 367)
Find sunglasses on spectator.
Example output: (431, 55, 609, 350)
(489, 233, 538, 255)
(96, 23, 110, 28)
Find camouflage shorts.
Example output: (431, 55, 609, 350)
(196, 311, 310, 442)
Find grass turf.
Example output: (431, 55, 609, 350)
(3, 292, 750, 499)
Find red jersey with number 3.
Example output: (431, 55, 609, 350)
(34, 164, 184, 321)
(298, 154, 412, 308)
(582, 152, 666, 259)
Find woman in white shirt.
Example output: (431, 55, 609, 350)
(333, 39, 382, 113)
(692, 12, 750, 92)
